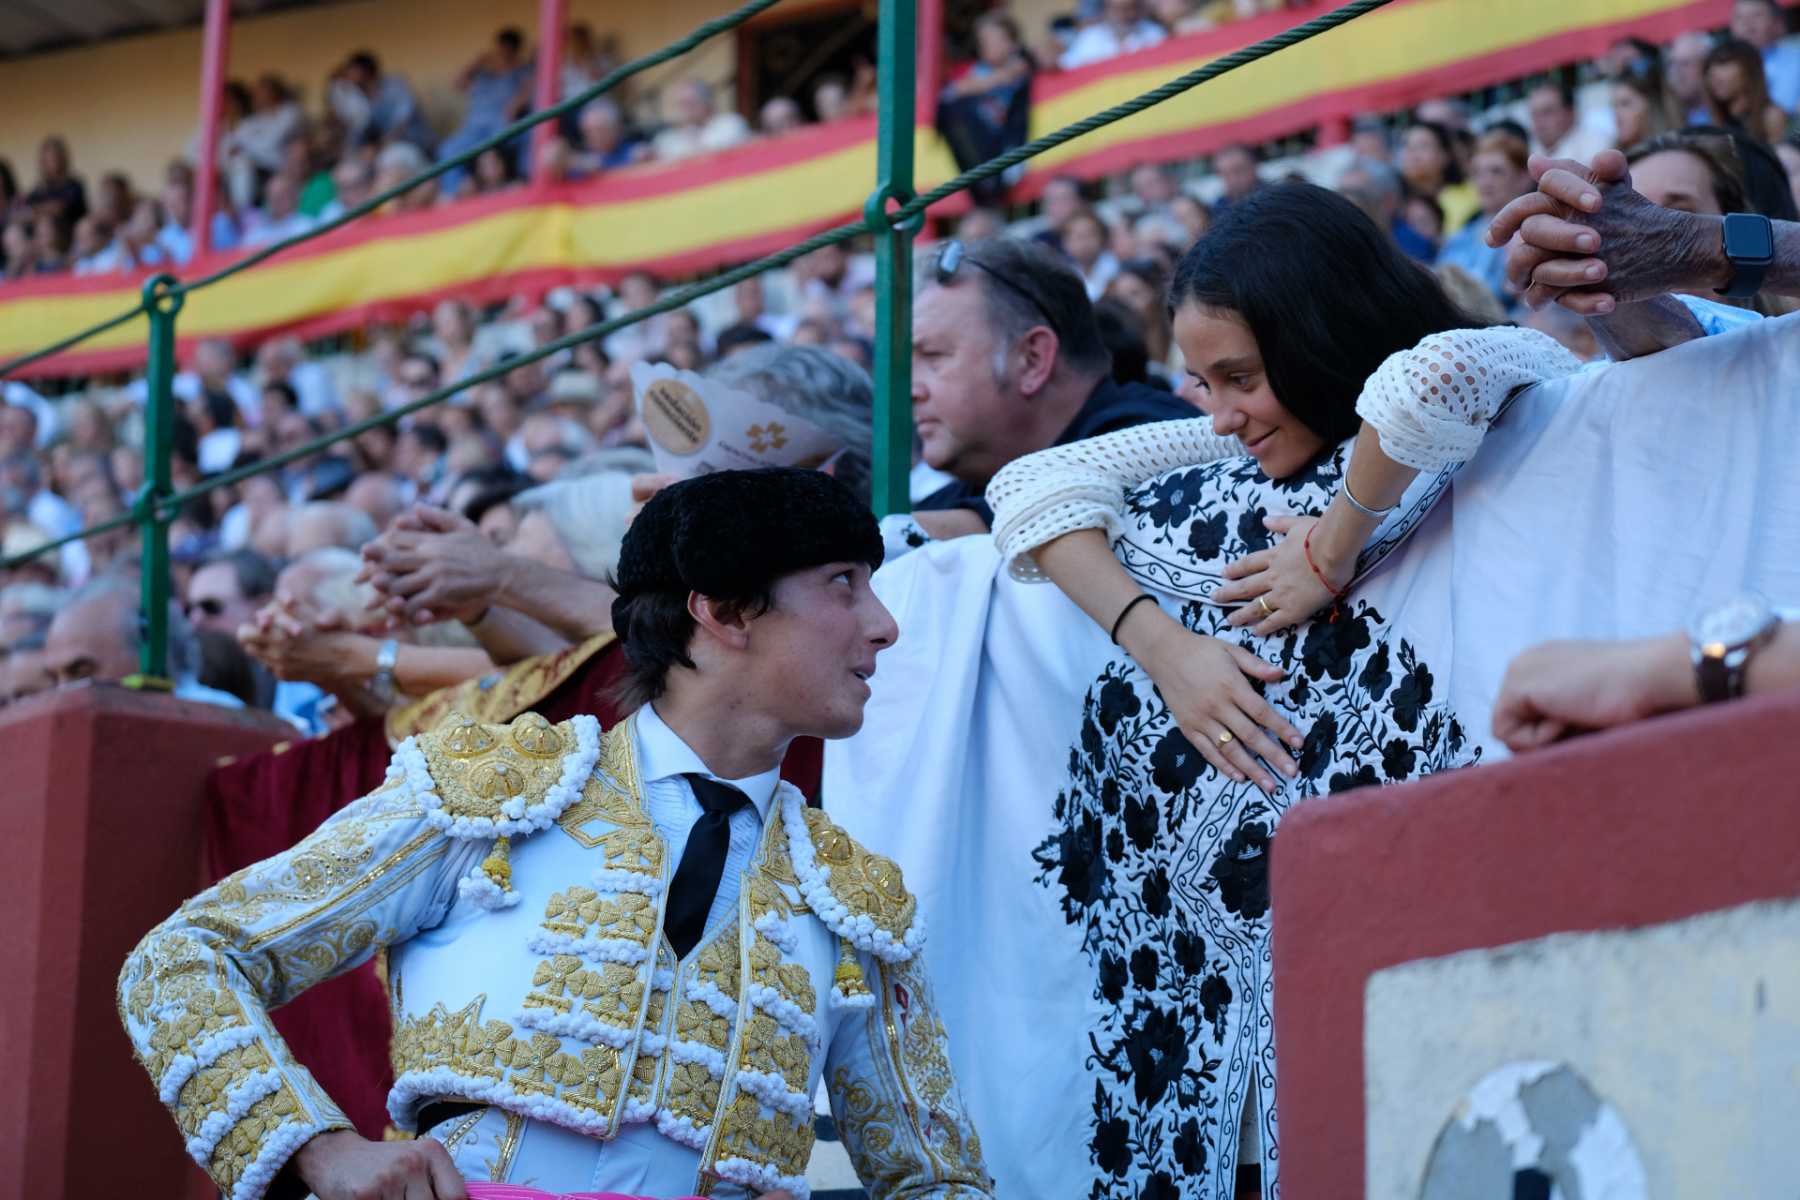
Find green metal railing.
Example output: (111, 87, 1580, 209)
(0, 0, 1393, 682)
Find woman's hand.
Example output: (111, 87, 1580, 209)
(1128, 615, 1304, 794)
(1215, 515, 1348, 636)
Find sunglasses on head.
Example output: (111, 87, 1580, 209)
(934, 239, 1059, 336)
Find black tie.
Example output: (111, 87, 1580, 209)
(664, 774, 751, 959)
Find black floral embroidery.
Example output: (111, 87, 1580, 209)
(1031, 450, 1480, 1198)
(1148, 727, 1206, 795)
(1391, 642, 1435, 731)
(1208, 821, 1270, 922)
(1099, 951, 1128, 1004)
(1123, 791, 1159, 852)
(1174, 1118, 1209, 1175)
(1236, 506, 1272, 554)
(1130, 945, 1160, 991)
(1187, 511, 1228, 560)
(1358, 641, 1392, 700)
(1136, 470, 1207, 529)
(1097, 677, 1142, 735)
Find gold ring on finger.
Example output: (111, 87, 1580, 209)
(1216, 729, 1235, 747)
(1258, 596, 1274, 617)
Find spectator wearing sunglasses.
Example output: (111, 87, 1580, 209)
(186, 548, 278, 637)
(910, 237, 1193, 534)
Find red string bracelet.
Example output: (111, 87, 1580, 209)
(1303, 525, 1349, 622)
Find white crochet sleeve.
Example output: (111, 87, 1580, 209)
(1354, 327, 1583, 471)
(986, 417, 1237, 582)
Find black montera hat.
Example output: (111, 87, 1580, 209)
(612, 468, 883, 626)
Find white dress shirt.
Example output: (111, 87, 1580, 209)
(633, 701, 780, 947)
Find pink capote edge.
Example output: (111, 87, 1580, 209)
(465, 1186, 704, 1200)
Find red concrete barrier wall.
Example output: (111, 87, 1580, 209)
(1270, 688, 1800, 1198)
(0, 684, 290, 1200)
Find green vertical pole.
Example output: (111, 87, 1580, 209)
(136, 274, 184, 684)
(866, 0, 919, 518)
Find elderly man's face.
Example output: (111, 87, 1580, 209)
(187, 562, 260, 636)
(910, 281, 1027, 485)
(45, 591, 138, 687)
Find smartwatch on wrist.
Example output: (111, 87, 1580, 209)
(1718, 213, 1775, 300)
(1687, 593, 1780, 703)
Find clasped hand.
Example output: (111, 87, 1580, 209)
(237, 596, 371, 687)
(1486, 149, 1708, 314)
(358, 504, 511, 626)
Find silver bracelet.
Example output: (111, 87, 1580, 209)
(1341, 478, 1396, 520)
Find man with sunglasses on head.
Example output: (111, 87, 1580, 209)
(909, 237, 1192, 537)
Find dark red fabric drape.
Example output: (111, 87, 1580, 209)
(202, 640, 822, 1138)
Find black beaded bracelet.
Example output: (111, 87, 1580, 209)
(1110, 593, 1160, 645)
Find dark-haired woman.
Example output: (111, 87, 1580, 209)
(1705, 37, 1791, 145)
(1398, 118, 1478, 234)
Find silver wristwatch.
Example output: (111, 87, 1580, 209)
(1688, 593, 1781, 703)
(369, 638, 401, 707)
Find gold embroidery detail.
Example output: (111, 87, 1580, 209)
(384, 634, 614, 744)
(489, 1108, 526, 1179)
(878, 958, 987, 1184)
(666, 1059, 719, 1128)
(541, 887, 657, 945)
(275, 918, 382, 995)
(556, 721, 653, 848)
(629, 964, 671, 1108)
(438, 717, 500, 758)
(759, 804, 802, 889)
(522, 958, 643, 1026)
(693, 924, 741, 998)
(749, 935, 816, 1017)
(420, 716, 578, 823)
(548, 1043, 624, 1114)
(508, 711, 566, 757)
(831, 1066, 906, 1187)
(801, 808, 917, 945)
(437, 1106, 487, 1152)
(738, 1012, 811, 1095)
(244, 831, 444, 951)
(478, 837, 513, 891)
(173, 1042, 276, 1137)
(834, 938, 872, 1001)
(674, 998, 731, 1048)
(712, 1090, 813, 1180)
(206, 1084, 304, 1193)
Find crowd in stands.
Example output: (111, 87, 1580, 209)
(3, 0, 1800, 724)
(0, 0, 1301, 284)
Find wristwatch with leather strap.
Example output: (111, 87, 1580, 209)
(1688, 593, 1781, 703)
